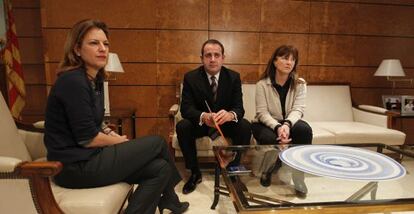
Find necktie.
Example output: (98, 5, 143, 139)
(210, 75, 217, 101)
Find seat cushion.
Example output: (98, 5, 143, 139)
(51, 181, 132, 214)
(172, 134, 229, 157)
(313, 121, 406, 146)
(307, 122, 336, 145)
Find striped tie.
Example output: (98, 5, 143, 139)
(211, 75, 217, 101)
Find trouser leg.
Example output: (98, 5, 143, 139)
(176, 119, 208, 169)
(222, 118, 252, 146)
(290, 120, 313, 144)
(251, 122, 278, 145)
(124, 158, 172, 214)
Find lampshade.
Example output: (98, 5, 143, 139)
(374, 59, 405, 77)
(105, 53, 124, 73)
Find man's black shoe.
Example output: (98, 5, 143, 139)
(182, 173, 202, 194)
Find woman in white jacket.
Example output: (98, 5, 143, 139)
(252, 45, 312, 197)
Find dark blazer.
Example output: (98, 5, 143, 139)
(180, 66, 245, 124)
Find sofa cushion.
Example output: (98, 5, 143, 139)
(306, 122, 336, 145)
(304, 85, 354, 122)
(51, 181, 131, 214)
(313, 121, 406, 146)
(172, 133, 228, 156)
(242, 84, 256, 121)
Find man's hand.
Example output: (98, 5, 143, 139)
(277, 124, 291, 144)
(213, 110, 234, 125)
(202, 112, 216, 128)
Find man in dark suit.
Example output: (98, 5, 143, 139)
(177, 39, 252, 194)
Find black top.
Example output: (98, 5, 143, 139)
(180, 66, 244, 125)
(272, 77, 291, 119)
(44, 67, 104, 164)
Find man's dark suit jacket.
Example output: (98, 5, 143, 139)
(180, 66, 245, 124)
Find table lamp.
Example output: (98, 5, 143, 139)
(104, 53, 124, 116)
(374, 59, 412, 93)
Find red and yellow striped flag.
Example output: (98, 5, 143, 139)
(1, 0, 25, 119)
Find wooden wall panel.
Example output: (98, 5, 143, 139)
(110, 30, 157, 62)
(23, 65, 46, 84)
(157, 63, 198, 85)
(14, 8, 42, 36)
(210, 0, 261, 31)
(308, 35, 356, 66)
(209, 32, 260, 64)
(357, 4, 414, 36)
(158, 31, 208, 63)
(40, 0, 157, 28)
(355, 37, 414, 67)
(28, 0, 414, 139)
(261, 0, 310, 33)
(109, 86, 157, 117)
(310, 2, 358, 34)
(111, 63, 157, 85)
(157, 0, 208, 29)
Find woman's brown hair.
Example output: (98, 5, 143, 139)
(57, 19, 109, 79)
(260, 45, 301, 88)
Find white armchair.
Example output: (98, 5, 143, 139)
(0, 92, 132, 214)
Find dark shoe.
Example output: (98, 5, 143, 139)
(182, 173, 202, 194)
(260, 172, 272, 187)
(159, 199, 189, 214)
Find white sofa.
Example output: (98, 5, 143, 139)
(169, 84, 406, 157)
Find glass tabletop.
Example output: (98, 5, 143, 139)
(212, 143, 414, 213)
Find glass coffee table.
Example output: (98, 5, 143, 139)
(211, 143, 414, 213)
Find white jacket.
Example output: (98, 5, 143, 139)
(253, 77, 307, 130)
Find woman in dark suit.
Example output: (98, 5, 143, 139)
(44, 19, 188, 214)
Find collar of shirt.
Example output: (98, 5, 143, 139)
(206, 71, 221, 85)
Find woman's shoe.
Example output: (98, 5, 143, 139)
(260, 172, 272, 187)
(292, 170, 307, 199)
(158, 199, 189, 214)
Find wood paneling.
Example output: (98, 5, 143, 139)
(210, 0, 261, 31)
(210, 32, 260, 64)
(310, 2, 358, 34)
(23, 64, 46, 84)
(308, 35, 356, 66)
(40, 0, 157, 28)
(157, 0, 208, 30)
(158, 30, 208, 63)
(261, 0, 310, 33)
(14, 8, 42, 36)
(109, 86, 157, 117)
(25, 0, 414, 139)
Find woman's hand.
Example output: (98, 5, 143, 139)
(277, 124, 292, 144)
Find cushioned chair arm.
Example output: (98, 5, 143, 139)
(357, 105, 388, 115)
(15, 120, 44, 133)
(0, 156, 22, 172)
(17, 161, 62, 177)
(14, 161, 64, 214)
(169, 104, 179, 118)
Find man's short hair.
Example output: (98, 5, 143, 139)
(201, 39, 224, 56)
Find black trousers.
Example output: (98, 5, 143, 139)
(176, 118, 251, 170)
(252, 120, 313, 145)
(54, 136, 181, 214)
